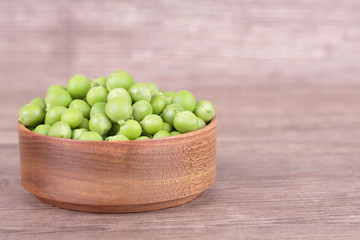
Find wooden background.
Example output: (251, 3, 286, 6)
(1, 0, 360, 239)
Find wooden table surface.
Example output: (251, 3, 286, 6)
(1, 1, 360, 239)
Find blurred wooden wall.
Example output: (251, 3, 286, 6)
(2, 0, 360, 91)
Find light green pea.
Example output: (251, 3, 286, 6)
(19, 104, 45, 127)
(105, 134, 129, 141)
(78, 131, 103, 141)
(69, 99, 91, 119)
(72, 128, 89, 140)
(33, 124, 51, 135)
(48, 121, 72, 139)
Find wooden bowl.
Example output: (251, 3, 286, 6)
(18, 117, 216, 213)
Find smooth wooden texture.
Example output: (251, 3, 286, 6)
(18, 118, 216, 212)
(2, 0, 360, 239)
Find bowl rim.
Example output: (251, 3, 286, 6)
(18, 116, 217, 144)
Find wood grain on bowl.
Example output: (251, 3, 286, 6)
(18, 117, 216, 213)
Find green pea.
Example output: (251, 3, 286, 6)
(107, 88, 132, 104)
(78, 131, 103, 141)
(150, 94, 166, 115)
(48, 121, 72, 139)
(86, 86, 108, 106)
(107, 122, 120, 136)
(153, 130, 171, 139)
(197, 117, 206, 129)
(173, 111, 198, 133)
(44, 106, 67, 125)
(89, 113, 112, 136)
(128, 83, 152, 102)
(90, 102, 106, 119)
(33, 124, 51, 135)
(19, 104, 45, 127)
(45, 88, 72, 110)
(170, 131, 181, 136)
(140, 114, 163, 135)
(47, 84, 66, 94)
(161, 122, 172, 132)
(119, 119, 142, 140)
(171, 90, 196, 111)
(106, 70, 135, 91)
(162, 104, 184, 126)
(105, 134, 129, 141)
(78, 118, 89, 129)
(61, 108, 83, 129)
(135, 136, 150, 140)
(91, 77, 107, 87)
(194, 100, 215, 122)
(147, 82, 159, 95)
(72, 128, 88, 140)
(30, 97, 46, 110)
(105, 98, 132, 123)
(163, 91, 176, 105)
(132, 100, 153, 122)
(69, 99, 91, 119)
(67, 75, 91, 99)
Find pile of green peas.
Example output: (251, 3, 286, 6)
(18, 70, 215, 141)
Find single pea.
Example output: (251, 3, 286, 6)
(30, 97, 46, 110)
(47, 84, 66, 94)
(91, 77, 107, 87)
(147, 82, 159, 95)
(153, 130, 171, 139)
(170, 131, 181, 136)
(107, 122, 120, 136)
(198, 117, 206, 129)
(107, 88, 132, 104)
(119, 119, 142, 140)
(194, 100, 215, 122)
(44, 106, 67, 125)
(61, 108, 83, 129)
(135, 136, 150, 140)
(128, 83, 152, 102)
(69, 99, 91, 119)
(150, 94, 166, 115)
(132, 100, 153, 122)
(67, 74, 91, 99)
(105, 98, 132, 123)
(90, 102, 106, 119)
(140, 114, 163, 135)
(173, 111, 198, 133)
(86, 86, 108, 106)
(78, 118, 89, 129)
(161, 122, 172, 132)
(33, 124, 51, 135)
(106, 71, 135, 91)
(105, 134, 129, 141)
(163, 91, 176, 105)
(89, 113, 112, 136)
(162, 104, 184, 126)
(78, 131, 103, 141)
(48, 121, 72, 139)
(171, 90, 196, 111)
(72, 128, 88, 140)
(19, 104, 45, 127)
(45, 88, 72, 110)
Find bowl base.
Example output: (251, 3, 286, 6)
(35, 193, 202, 213)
